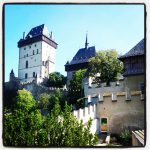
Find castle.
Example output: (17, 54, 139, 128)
(18, 24, 58, 83)
(72, 38, 145, 135)
(5, 24, 145, 137)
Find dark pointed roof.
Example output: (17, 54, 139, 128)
(18, 24, 58, 48)
(10, 69, 14, 74)
(25, 24, 51, 39)
(119, 38, 144, 59)
(68, 46, 96, 65)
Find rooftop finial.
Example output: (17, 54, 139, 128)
(85, 32, 89, 49)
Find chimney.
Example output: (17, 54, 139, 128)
(23, 32, 26, 39)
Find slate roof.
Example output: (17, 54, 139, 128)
(18, 24, 57, 48)
(25, 24, 51, 40)
(119, 38, 144, 59)
(66, 46, 96, 65)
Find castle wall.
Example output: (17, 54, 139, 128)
(124, 75, 144, 91)
(73, 104, 98, 134)
(18, 41, 42, 82)
(73, 91, 144, 134)
(22, 82, 67, 100)
(97, 92, 144, 134)
(84, 79, 125, 97)
(41, 41, 55, 78)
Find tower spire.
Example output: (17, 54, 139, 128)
(85, 33, 89, 49)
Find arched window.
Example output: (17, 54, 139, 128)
(26, 60, 28, 68)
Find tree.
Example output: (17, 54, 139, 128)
(37, 93, 50, 115)
(47, 72, 66, 88)
(3, 89, 98, 147)
(68, 69, 86, 108)
(88, 50, 123, 86)
(3, 89, 43, 146)
(44, 101, 98, 146)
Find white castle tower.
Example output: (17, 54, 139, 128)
(18, 24, 58, 83)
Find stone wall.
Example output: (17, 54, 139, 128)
(73, 91, 144, 134)
(22, 82, 67, 100)
(97, 91, 144, 134)
(84, 79, 125, 97)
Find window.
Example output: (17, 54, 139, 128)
(33, 50, 34, 55)
(33, 72, 35, 77)
(27, 54, 28, 57)
(26, 60, 28, 68)
(35, 44, 36, 47)
(29, 45, 31, 49)
(37, 49, 38, 54)
(43, 61, 45, 66)
(25, 73, 28, 79)
(24, 47, 26, 50)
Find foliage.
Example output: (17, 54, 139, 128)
(44, 101, 98, 146)
(37, 93, 50, 109)
(4, 89, 43, 146)
(119, 129, 132, 146)
(88, 50, 123, 86)
(68, 69, 86, 108)
(47, 72, 66, 88)
(3, 89, 98, 147)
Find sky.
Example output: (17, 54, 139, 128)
(4, 4, 144, 82)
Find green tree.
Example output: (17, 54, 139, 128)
(37, 93, 50, 115)
(45, 101, 98, 146)
(47, 72, 66, 88)
(3, 89, 43, 146)
(68, 69, 86, 108)
(49, 89, 66, 111)
(3, 89, 98, 147)
(88, 50, 123, 86)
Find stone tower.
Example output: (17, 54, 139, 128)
(18, 24, 58, 83)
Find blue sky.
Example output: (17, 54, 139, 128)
(4, 4, 144, 82)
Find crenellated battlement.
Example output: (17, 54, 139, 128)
(73, 104, 96, 124)
(85, 91, 144, 103)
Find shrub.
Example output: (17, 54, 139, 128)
(119, 129, 132, 146)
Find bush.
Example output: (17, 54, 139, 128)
(119, 129, 132, 146)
